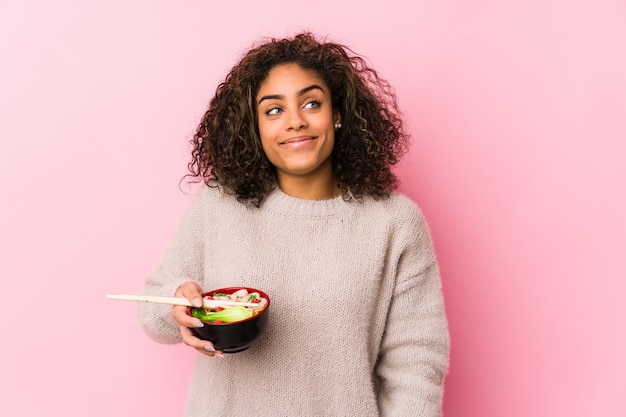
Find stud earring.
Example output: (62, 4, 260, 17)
(334, 123, 342, 130)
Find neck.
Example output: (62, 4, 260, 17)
(276, 175, 341, 200)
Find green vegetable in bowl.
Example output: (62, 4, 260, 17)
(191, 306, 253, 323)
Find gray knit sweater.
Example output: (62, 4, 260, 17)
(138, 185, 449, 417)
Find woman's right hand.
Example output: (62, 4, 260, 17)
(173, 281, 224, 358)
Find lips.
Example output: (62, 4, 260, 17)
(279, 136, 317, 149)
(280, 135, 316, 145)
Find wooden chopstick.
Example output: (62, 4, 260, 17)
(106, 294, 261, 308)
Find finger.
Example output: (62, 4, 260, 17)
(179, 325, 224, 358)
(175, 282, 204, 307)
(173, 304, 203, 328)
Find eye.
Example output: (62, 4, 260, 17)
(303, 100, 321, 110)
(265, 106, 282, 116)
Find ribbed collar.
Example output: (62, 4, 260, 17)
(261, 187, 354, 217)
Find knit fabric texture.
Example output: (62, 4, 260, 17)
(137, 185, 450, 417)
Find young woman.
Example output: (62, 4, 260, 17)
(138, 32, 449, 417)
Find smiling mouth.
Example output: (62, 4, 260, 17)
(280, 136, 315, 145)
(280, 136, 316, 145)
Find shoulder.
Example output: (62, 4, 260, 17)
(379, 194, 438, 277)
(364, 192, 436, 255)
(192, 184, 247, 209)
(194, 183, 231, 202)
(385, 192, 423, 214)
(179, 184, 251, 224)
(362, 192, 427, 227)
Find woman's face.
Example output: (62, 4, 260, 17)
(256, 63, 339, 192)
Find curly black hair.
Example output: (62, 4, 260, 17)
(187, 32, 409, 207)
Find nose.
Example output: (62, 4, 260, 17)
(286, 109, 307, 130)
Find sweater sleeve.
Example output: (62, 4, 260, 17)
(376, 208, 450, 417)
(136, 189, 207, 345)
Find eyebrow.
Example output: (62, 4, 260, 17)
(257, 84, 325, 105)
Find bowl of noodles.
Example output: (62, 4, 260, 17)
(187, 287, 270, 353)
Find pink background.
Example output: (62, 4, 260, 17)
(1, 1, 625, 416)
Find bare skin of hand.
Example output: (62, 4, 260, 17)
(173, 281, 224, 358)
